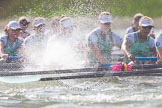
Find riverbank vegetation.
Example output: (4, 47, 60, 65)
(0, 0, 161, 20)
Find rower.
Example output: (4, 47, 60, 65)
(23, 17, 49, 64)
(50, 17, 61, 35)
(47, 16, 75, 44)
(0, 21, 23, 63)
(18, 16, 31, 40)
(45, 16, 86, 69)
(87, 11, 122, 67)
(24, 17, 48, 45)
(122, 16, 157, 65)
(155, 15, 162, 64)
(125, 13, 144, 34)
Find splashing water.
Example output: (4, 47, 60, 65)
(43, 37, 86, 70)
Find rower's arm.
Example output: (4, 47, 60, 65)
(0, 41, 8, 59)
(121, 38, 135, 61)
(115, 44, 121, 49)
(0, 41, 5, 55)
(157, 48, 162, 58)
(157, 48, 162, 63)
(121, 38, 131, 56)
(150, 47, 157, 56)
(89, 44, 107, 64)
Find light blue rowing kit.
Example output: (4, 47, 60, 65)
(125, 26, 137, 34)
(23, 32, 49, 48)
(155, 34, 162, 63)
(155, 34, 162, 49)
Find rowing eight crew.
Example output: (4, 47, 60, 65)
(0, 16, 77, 65)
(87, 12, 157, 66)
(0, 12, 162, 67)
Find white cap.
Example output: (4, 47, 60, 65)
(60, 18, 73, 29)
(139, 18, 153, 27)
(7, 21, 21, 29)
(99, 14, 113, 23)
(33, 18, 45, 27)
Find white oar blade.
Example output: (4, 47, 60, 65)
(0, 76, 40, 83)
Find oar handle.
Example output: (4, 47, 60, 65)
(8, 56, 21, 60)
(135, 57, 157, 61)
(102, 64, 112, 68)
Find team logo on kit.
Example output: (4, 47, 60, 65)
(156, 42, 160, 47)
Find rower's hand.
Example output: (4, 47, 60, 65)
(1, 54, 8, 60)
(100, 56, 107, 64)
(149, 30, 155, 39)
(128, 54, 135, 61)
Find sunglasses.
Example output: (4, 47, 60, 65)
(10, 29, 21, 33)
(103, 23, 111, 25)
(142, 26, 153, 30)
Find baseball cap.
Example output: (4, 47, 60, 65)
(7, 21, 21, 30)
(18, 16, 30, 25)
(60, 17, 73, 29)
(33, 17, 45, 27)
(99, 14, 113, 23)
(139, 16, 154, 27)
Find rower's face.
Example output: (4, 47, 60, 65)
(35, 24, 45, 33)
(139, 26, 153, 36)
(8, 29, 21, 39)
(19, 20, 29, 30)
(133, 20, 139, 27)
(100, 22, 111, 32)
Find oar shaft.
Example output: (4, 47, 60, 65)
(0, 63, 23, 69)
(131, 64, 162, 69)
(0, 68, 105, 77)
(0, 64, 162, 77)
(0, 69, 162, 83)
(39, 70, 162, 81)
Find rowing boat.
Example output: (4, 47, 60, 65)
(0, 63, 161, 83)
(0, 56, 160, 83)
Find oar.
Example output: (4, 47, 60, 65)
(0, 76, 40, 83)
(1, 68, 162, 83)
(132, 64, 161, 69)
(0, 67, 110, 77)
(0, 63, 162, 77)
(0, 63, 23, 69)
(39, 68, 162, 82)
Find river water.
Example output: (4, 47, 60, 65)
(0, 15, 162, 108)
(1, 76, 162, 108)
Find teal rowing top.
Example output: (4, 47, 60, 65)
(0, 36, 23, 56)
(126, 32, 153, 63)
(88, 27, 122, 64)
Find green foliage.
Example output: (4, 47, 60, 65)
(0, 0, 162, 20)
